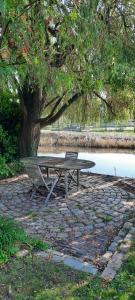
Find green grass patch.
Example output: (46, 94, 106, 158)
(0, 216, 135, 299)
(102, 215, 113, 223)
(0, 216, 48, 264)
(0, 243, 135, 300)
(25, 211, 39, 220)
(0, 256, 90, 300)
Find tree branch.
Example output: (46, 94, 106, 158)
(50, 93, 66, 115)
(50, 45, 74, 68)
(43, 93, 66, 123)
(17, 0, 41, 18)
(116, 6, 130, 33)
(37, 92, 83, 127)
(44, 94, 63, 109)
(93, 91, 115, 115)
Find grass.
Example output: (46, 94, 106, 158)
(0, 238, 135, 299)
(0, 215, 135, 299)
(87, 130, 135, 136)
(73, 239, 135, 300)
(0, 245, 135, 300)
(0, 216, 48, 264)
(25, 211, 39, 220)
(0, 257, 90, 300)
(102, 215, 113, 222)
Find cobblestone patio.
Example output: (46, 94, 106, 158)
(0, 173, 135, 275)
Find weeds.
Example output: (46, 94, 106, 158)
(0, 216, 48, 264)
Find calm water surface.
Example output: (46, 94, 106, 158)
(38, 146, 135, 178)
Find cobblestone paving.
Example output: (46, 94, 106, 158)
(0, 173, 135, 268)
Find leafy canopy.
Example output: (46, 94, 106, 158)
(0, 0, 135, 121)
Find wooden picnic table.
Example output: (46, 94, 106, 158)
(38, 156, 95, 197)
(21, 156, 95, 198)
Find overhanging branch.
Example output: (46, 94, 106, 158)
(49, 93, 66, 116)
(42, 93, 66, 123)
(93, 91, 115, 115)
(37, 92, 83, 127)
(44, 94, 65, 109)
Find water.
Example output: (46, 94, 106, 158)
(38, 146, 135, 178)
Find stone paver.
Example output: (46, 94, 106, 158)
(35, 250, 98, 274)
(0, 173, 135, 276)
(101, 252, 124, 281)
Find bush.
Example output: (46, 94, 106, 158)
(8, 160, 24, 174)
(0, 155, 23, 179)
(0, 91, 21, 160)
(0, 126, 16, 161)
(0, 156, 13, 179)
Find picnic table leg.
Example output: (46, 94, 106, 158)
(46, 167, 49, 178)
(77, 170, 80, 190)
(64, 170, 68, 198)
(45, 177, 58, 205)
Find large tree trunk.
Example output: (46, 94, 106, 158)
(19, 82, 43, 157)
(18, 79, 82, 157)
(19, 113, 40, 157)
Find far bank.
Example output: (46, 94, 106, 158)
(39, 130, 135, 150)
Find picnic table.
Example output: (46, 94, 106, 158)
(38, 156, 95, 197)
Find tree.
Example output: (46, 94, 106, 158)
(0, 0, 135, 157)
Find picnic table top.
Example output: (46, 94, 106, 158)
(21, 156, 95, 170)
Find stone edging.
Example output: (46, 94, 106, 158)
(101, 220, 135, 281)
(16, 248, 98, 275)
(98, 220, 133, 267)
(34, 250, 98, 275)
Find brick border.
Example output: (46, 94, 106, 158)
(101, 220, 135, 281)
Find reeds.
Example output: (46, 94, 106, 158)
(40, 131, 135, 149)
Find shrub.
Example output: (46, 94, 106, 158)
(8, 160, 24, 174)
(0, 91, 21, 160)
(0, 155, 13, 179)
(0, 126, 16, 161)
(0, 156, 23, 179)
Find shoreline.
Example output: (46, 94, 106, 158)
(40, 130, 135, 150)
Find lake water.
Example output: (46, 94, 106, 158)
(38, 146, 135, 178)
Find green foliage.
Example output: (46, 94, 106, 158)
(1, 1, 134, 92)
(0, 155, 23, 179)
(0, 216, 48, 264)
(8, 160, 23, 174)
(0, 91, 21, 160)
(0, 0, 135, 148)
(0, 155, 13, 179)
(0, 126, 16, 161)
(63, 96, 101, 125)
(30, 238, 48, 251)
(0, 91, 21, 135)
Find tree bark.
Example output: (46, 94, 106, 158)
(19, 84, 83, 157)
(19, 112, 40, 157)
(19, 82, 42, 157)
